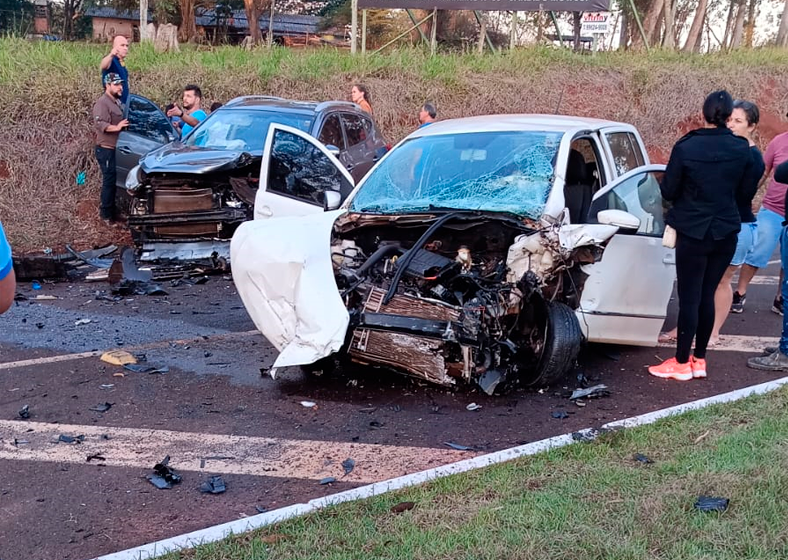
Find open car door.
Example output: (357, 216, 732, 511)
(576, 164, 674, 346)
(254, 124, 355, 220)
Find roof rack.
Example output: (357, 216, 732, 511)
(314, 101, 360, 112)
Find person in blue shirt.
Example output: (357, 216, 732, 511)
(417, 102, 437, 129)
(100, 35, 130, 106)
(0, 220, 15, 314)
(166, 85, 207, 139)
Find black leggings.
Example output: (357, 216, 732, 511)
(675, 231, 737, 363)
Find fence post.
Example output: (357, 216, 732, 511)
(361, 9, 367, 54)
(351, 0, 358, 54)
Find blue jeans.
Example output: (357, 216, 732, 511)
(781, 226, 788, 354)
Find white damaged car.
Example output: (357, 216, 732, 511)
(232, 115, 674, 393)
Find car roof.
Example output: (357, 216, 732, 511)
(409, 114, 631, 137)
(223, 95, 362, 115)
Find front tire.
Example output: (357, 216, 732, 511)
(528, 301, 582, 387)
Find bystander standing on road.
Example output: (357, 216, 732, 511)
(167, 85, 207, 138)
(731, 126, 788, 316)
(99, 35, 130, 106)
(0, 220, 15, 314)
(748, 159, 788, 371)
(659, 100, 765, 346)
(351, 84, 373, 115)
(92, 73, 129, 224)
(649, 90, 753, 382)
(417, 102, 437, 128)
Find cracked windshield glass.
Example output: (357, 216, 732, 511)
(185, 110, 313, 151)
(350, 130, 563, 217)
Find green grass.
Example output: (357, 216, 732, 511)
(159, 386, 788, 560)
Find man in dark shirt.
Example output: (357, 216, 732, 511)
(92, 73, 129, 224)
(100, 35, 130, 106)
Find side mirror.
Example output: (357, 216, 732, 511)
(597, 209, 640, 230)
(323, 190, 342, 211)
(325, 144, 341, 157)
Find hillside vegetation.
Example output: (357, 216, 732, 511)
(2, 38, 788, 251)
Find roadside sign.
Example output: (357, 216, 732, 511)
(581, 12, 612, 35)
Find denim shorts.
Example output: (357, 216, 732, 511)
(730, 222, 758, 266)
(743, 207, 784, 269)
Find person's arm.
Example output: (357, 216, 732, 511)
(0, 223, 15, 314)
(660, 143, 683, 202)
(94, 101, 128, 134)
(180, 109, 206, 127)
(736, 150, 757, 211)
(100, 50, 116, 71)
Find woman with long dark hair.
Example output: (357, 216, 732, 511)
(649, 90, 754, 381)
(350, 84, 373, 115)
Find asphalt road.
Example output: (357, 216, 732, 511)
(0, 259, 784, 560)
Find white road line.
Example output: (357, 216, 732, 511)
(0, 420, 470, 483)
(0, 330, 261, 371)
(658, 334, 779, 353)
(91, 375, 788, 560)
(747, 275, 780, 285)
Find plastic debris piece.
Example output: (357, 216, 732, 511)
(123, 364, 169, 374)
(571, 429, 600, 443)
(89, 402, 113, 413)
(59, 434, 85, 444)
(255, 505, 268, 514)
(575, 400, 587, 408)
(200, 475, 227, 494)
(147, 474, 172, 489)
(112, 372, 125, 378)
(35, 295, 57, 300)
(551, 410, 569, 419)
(570, 384, 610, 400)
(86, 454, 106, 462)
(443, 441, 474, 451)
(342, 458, 355, 476)
(319, 477, 337, 485)
(466, 403, 482, 411)
(18, 405, 30, 419)
(300, 401, 317, 408)
(694, 496, 729, 513)
(152, 455, 182, 487)
(32, 281, 41, 290)
(100, 384, 115, 389)
(634, 453, 653, 464)
(391, 501, 416, 514)
(101, 350, 137, 366)
(76, 171, 86, 185)
(74, 318, 92, 326)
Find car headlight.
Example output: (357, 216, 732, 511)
(125, 164, 143, 195)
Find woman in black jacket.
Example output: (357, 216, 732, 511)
(649, 90, 753, 381)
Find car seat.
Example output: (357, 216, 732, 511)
(563, 149, 593, 223)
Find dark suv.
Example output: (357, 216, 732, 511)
(122, 96, 389, 260)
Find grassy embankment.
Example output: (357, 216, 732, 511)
(2, 38, 788, 251)
(161, 385, 788, 560)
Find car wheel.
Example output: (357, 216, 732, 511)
(528, 301, 582, 387)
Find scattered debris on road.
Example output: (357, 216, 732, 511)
(255, 505, 268, 514)
(443, 441, 474, 451)
(300, 401, 317, 408)
(570, 384, 610, 400)
(123, 364, 169, 374)
(58, 434, 85, 444)
(200, 475, 227, 494)
(74, 318, 93, 326)
(148, 456, 182, 489)
(100, 350, 137, 366)
(551, 410, 569, 419)
(86, 454, 107, 462)
(694, 496, 729, 513)
(89, 402, 113, 413)
(18, 405, 30, 419)
(319, 477, 337, 485)
(465, 403, 482, 411)
(341, 458, 355, 476)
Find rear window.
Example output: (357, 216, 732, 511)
(185, 109, 314, 152)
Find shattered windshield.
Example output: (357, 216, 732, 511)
(185, 110, 314, 152)
(350, 130, 562, 218)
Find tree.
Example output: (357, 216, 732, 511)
(682, 0, 709, 51)
(178, 0, 197, 41)
(663, 0, 676, 47)
(0, 0, 34, 34)
(243, 0, 266, 45)
(62, 0, 85, 39)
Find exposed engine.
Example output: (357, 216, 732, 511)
(329, 212, 598, 393)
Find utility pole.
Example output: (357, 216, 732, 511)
(140, 0, 148, 41)
(350, 0, 358, 54)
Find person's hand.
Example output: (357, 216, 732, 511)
(166, 105, 182, 118)
(110, 45, 119, 57)
(118, 119, 129, 129)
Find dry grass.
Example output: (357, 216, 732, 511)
(2, 39, 788, 252)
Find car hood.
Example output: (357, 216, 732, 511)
(140, 143, 257, 174)
(231, 210, 349, 373)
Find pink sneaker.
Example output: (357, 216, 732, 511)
(691, 356, 707, 378)
(648, 357, 693, 381)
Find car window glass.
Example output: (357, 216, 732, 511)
(186, 110, 313, 151)
(318, 115, 345, 150)
(606, 132, 646, 176)
(267, 129, 352, 205)
(341, 113, 367, 147)
(127, 96, 173, 144)
(588, 171, 666, 236)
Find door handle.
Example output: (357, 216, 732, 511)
(118, 146, 133, 155)
(258, 206, 273, 218)
(663, 253, 676, 265)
